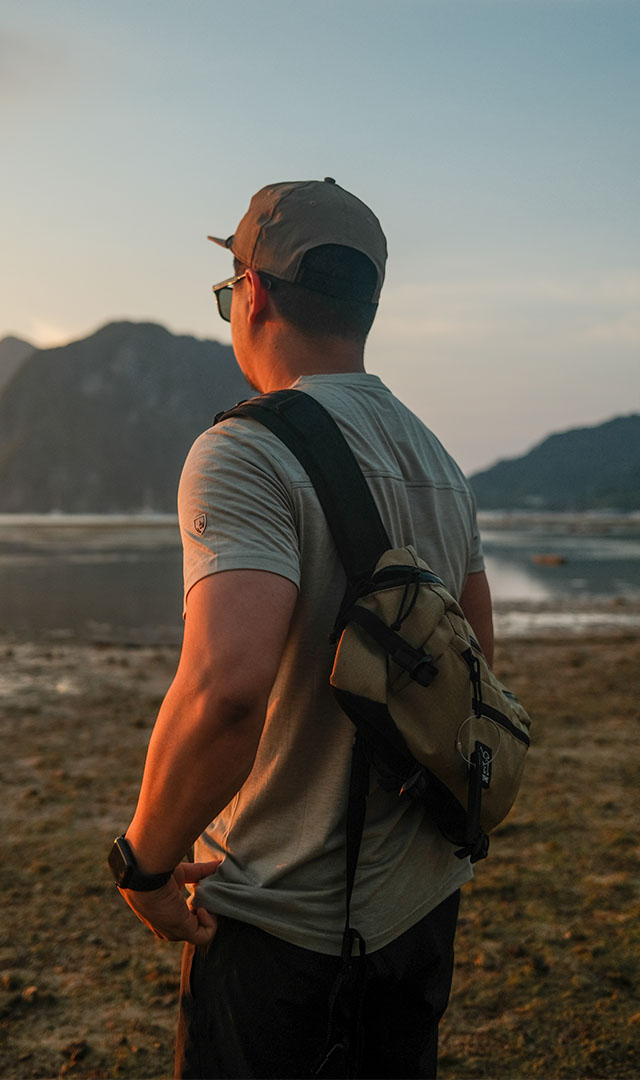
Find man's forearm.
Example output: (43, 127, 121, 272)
(459, 570, 495, 666)
(125, 676, 266, 874)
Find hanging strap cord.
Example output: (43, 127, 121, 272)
(316, 735, 370, 1079)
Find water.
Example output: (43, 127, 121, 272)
(479, 512, 640, 635)
(1, 513, 639, 642)
(480, 514, 640, 601)
(0, 515, 184, 643)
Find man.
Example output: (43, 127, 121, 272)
(109, 178, 493, 1079)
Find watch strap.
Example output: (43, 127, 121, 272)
(108, 835, 174, 892)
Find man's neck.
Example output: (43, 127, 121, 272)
(251, 332, 366, 394)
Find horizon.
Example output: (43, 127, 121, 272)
(2, 0, 639, 474)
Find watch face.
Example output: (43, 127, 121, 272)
(108, 837, 132, 888)
(108, 835, 173, 891)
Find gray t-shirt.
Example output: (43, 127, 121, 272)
(179, 372, 483, 954)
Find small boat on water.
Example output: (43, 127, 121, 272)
(531, 553, 567, 565)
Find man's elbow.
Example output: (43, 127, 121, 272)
(188, 674, 270, 734)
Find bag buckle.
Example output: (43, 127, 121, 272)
(394, 646, 438, 687)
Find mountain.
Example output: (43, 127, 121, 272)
(470, 414, 640, 511)
(3, 323, 636, 514)
(0, 335, 36, 394)
(0, 321, 251, 512)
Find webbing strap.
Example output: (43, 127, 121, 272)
(345, 605, 439, 687)
(215, 390, 390, 583)
(316, 734, 368, 1079)
(343, 734, 370, 955)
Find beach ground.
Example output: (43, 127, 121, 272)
(1, 632, 639, 1079)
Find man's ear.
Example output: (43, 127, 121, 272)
(245, 269, 270, 324)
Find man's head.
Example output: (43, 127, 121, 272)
(209, 178, 387, 345)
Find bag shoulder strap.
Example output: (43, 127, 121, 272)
(215, 388, 390, 582)
(217, 387, 379, 1040)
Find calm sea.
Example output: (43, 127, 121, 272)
(1, 513, 639, 642)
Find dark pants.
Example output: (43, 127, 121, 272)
(175, 890, 460, 1080)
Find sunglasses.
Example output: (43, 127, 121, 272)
(211, 272, 247, 322)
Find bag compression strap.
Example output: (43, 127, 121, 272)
(215, 389, 391, 582)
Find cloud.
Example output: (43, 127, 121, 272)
(375, 273, 640, 350)
(580, 310, 640, 347)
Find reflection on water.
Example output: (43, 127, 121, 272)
(1, 513, 639, 642)
(483, 555, 553, 602)
(481, 519, 640, 601)
(480, 514, 640, 636)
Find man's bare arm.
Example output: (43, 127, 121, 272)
(117, 569, 297, 940)
(459, 569, 494, 666)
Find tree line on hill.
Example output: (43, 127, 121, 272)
(469, 414, 640, 512)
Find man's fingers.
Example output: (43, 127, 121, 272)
(177, 905, 217, 944)
(119, 868, 219, 942)
(197, 907, 218, 930)
(180, 859, 221, 884)
(187, 920, 218, 946)
(142, 903, 218, 944)
(184, 908, 219, 945)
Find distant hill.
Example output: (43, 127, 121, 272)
(3, 324, 636, 514)
(0, 321, 250, 512)
(470, 414, 640, 511)
(0, 335, 35, 394)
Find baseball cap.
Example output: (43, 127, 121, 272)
(208, 178, 387, 302)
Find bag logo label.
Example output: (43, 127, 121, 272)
(194, 513, 207, 536)
(475, 741, 493, 788)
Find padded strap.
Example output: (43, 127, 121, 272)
(215, 390, 390, 582)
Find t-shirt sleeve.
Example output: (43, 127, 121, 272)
(178, 423, 301, 612)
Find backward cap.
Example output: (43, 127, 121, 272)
(208, 179, 387, 302)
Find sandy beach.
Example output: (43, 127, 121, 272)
(1, 628, 639, 1079)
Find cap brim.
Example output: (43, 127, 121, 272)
(207, 234, 233, 249)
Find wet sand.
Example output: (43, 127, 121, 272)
(1, 631, 639, 1078)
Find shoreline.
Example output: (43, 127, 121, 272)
(1, 509, 639, 527)
(478, 509, 640, 531)
(493, 593, 640, 638)
(2, 593, 639, 648)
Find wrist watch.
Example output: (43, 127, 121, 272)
(108, 835, 174, 891)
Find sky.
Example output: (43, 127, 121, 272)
(2, 0, 639, 474)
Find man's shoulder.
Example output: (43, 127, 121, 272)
(181, 408, 309, 494)
(291, 372, 419, 443)
(293, 374, 470, 490)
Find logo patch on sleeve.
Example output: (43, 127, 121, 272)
(194, 513, 207, 536)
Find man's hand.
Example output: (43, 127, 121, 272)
(118, 859, 221, 944)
